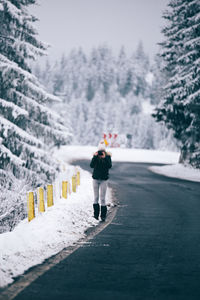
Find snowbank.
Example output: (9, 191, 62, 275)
(0, 164, 112, 288)
(149, 164, 200, 183)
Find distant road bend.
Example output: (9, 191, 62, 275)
(8, 161, 200, 299)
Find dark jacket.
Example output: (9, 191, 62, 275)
(90, 153, 112, 180)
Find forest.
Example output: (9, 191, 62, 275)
(33, 43, 176, 149)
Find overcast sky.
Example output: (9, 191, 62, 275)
(30, 0, 169, 61)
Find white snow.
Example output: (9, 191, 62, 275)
(145, 72, 154, 86)
(4, 0, 22, 23)
(0, 144, 23, 166)
(142, 100, 155, 115)
(1, 145, 200, 288)
(149, 164, 200, 183)
(0, 98, 28, 119)
(57, 145, 179, 164)
(0, 115, 43, 147)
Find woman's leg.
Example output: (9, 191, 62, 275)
(93, 180, 100, 219)
(99, 180, 107, 206)
(100, 180, 108, 221)
(93, 179, 100, 204)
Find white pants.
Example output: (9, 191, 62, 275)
(93, 179, 107, 206)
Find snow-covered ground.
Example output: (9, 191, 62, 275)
(1, 145, 200, 288)
(149, 164, 200, 183)
(59, 145, 179, 164)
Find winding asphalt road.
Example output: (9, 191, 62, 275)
(11, 162, 200, 299)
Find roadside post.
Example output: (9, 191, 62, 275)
(62, 181, 68, 199)
(77, 171, 80, 186)
(38, 187, 45, 213)
(72, 175, 76, 192)
(47, 184, 54, 207)
(27, 191, 35, 222)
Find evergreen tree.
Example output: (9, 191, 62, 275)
(131, 41, 150, 97)
(84, 90, 105, 145)
(153, 0, 200, 167)
(149, 55, 166, 105)
(116, 46, 130, 97)
(0, 0, 72, 188)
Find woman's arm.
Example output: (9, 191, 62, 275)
(90, 153, 98, 168)
(105, 155, 112, 169)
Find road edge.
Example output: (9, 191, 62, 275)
(0, 191, 118, 300)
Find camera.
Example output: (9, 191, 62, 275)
(98, 150, 104, 156)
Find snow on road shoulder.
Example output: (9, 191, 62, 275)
(149, 164, 200, 183)
(110, 147, 179, 164)
(56, 145, 179, 164)
(0, 165, 113, 288)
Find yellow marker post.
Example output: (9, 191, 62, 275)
(72, 175, 76, 192)
(68, 181, 71, 195)
(76, 171, 80, 186)
(47, 184, 54, 207)
(62, 181, 68, 199)
(27, 192, 35, 222)
(38, 187, 45, 212)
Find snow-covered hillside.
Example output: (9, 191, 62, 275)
(33, 45, 176, 150)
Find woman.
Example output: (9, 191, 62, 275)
(90, 143, 112, 221)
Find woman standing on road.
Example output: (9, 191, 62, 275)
(90, 143, 112, 221)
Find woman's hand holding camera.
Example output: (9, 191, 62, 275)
(94, 151, 106, 158)
(101, 151, 106, 158)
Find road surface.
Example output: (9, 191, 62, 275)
(12, 162, 200, 299)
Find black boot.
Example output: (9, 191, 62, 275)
(100, 206, 107, 222)
(93, 204, 100, 220)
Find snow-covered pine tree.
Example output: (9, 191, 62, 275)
(0, 0, 72, 227)
(153, 0, 200, 167)
(116, 46, 130, 97)
(84, 90, 106, 145)
(131, 41, 150, 97)
(149, 55, 166, 106)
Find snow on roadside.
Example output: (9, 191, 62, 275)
(149, 164, 200, 183)
(56, 145, 179, 164)
(0, 163, 113, 288)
